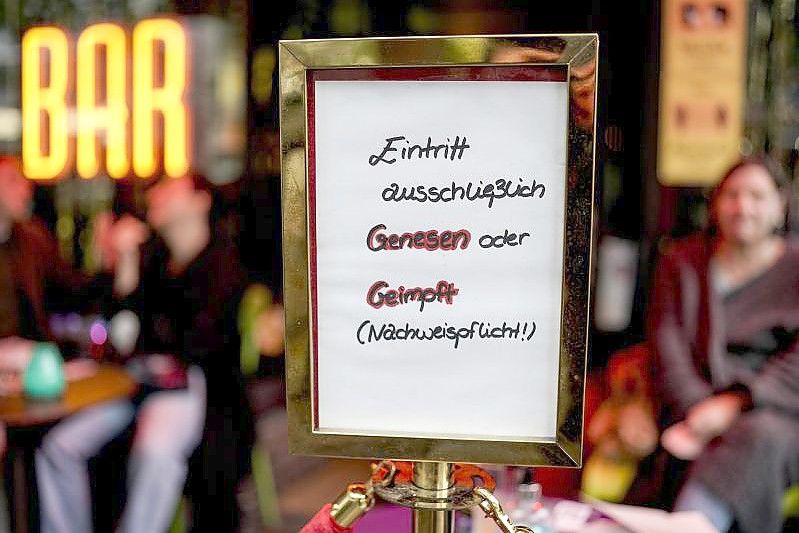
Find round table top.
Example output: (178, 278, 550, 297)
(0, 363, 137, 428)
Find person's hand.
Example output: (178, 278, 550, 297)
(0, 337, 34, 373)
(255, 305, 285, 357)
(661, 421, 707, 460)
(97, 213, 149, 271)
(0, 337, 32, 397)
(111, 215, 149, 259)
(686, 392, 745, 441)
(617, 400, 659, 458)
(110, 215, 148, 297)
(587, 397, 658, 460)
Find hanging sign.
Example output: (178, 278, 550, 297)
(280, 35, 598, 466)
(658, 0, 748, 186)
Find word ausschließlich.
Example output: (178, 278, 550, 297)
(381, 177, 546, 209)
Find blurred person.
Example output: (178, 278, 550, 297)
(0, 156, 117, 454)
(650, 156, 799, 533)
(0, 155, 101, 344)
(36, 174, 257, 533)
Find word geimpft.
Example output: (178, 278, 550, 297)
(368, 136, 470, 166)
(367, 280, 460, 312)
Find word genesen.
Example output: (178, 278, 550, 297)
(367, 223, 471, 251)
(367, 280, 460, 312)
(367, 223, 530, 251)
(368, 136, 470, 165)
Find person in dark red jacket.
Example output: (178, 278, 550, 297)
(651, 157, 799, 533)
(0, 156, 110, 344)
(0, 156, 115, 453)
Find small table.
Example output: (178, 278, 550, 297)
(0, 364, 137, 533)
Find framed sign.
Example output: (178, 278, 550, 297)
(280, 35, 597, 467)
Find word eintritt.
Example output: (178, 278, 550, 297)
(368, 136, 470, 165)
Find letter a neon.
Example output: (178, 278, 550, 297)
(76, 23, 129, 179)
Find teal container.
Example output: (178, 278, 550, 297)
(23, 342, 65, 400)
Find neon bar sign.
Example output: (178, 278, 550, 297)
(22, 18, 191, 180)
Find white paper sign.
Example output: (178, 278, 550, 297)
(312, 78, 569, 441)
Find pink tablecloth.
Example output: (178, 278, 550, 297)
(353, 505, 411, 533)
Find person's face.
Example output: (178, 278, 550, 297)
(0, 162, 32, 222)
(145, 176, 210, 237)
(714, 164, 785, 246)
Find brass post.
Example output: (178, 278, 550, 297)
(412, 462, 454, 533)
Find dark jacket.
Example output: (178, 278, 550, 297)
(648, 234, 799, 533)
(1, 219, 107, 341)
(648, 233, 799, 420)
(115, 237, 255, 532)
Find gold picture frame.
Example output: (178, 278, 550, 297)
(280, 34, 598, 467)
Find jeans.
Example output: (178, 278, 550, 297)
(36, 366, 206, 533)
(675, 479, 734, 533)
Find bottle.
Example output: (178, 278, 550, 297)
(23, 342, 65, 400)
(511, 483, 554, 533)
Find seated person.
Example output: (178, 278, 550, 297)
(650, 156, 799, 533)
(36, 174, 256, 533)
(0, 156, 114, 450)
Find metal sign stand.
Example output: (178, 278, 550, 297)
(412, 462, 455, 533)
(309, 459, 533, 532)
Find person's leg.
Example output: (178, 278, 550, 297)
(674, 479, 734, 532)
(118, 367, 206, 533)
(686, 409, 799, 533)
(36, 400, 136, 533)
(189, 379, 253, 533)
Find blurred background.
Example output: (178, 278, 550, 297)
(1, 1, 798, 532)
(6, 0, 798, 365)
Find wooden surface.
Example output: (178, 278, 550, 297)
(0, 364, 136, 428)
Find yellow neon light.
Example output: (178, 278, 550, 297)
(132, 18, 190, 178)
(76, 23, 129, 179)
(22, 27, 70, 180)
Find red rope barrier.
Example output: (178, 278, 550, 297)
(299, 504, 354, 533)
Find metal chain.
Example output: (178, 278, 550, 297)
(329, 460, 397, 528)
(339, 461, 535, 533)
(370, 460, 397, 488)
(365, 460, 398, 506)
(473, 487, 535, 533)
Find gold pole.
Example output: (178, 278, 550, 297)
(412, 462, 454, 533)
